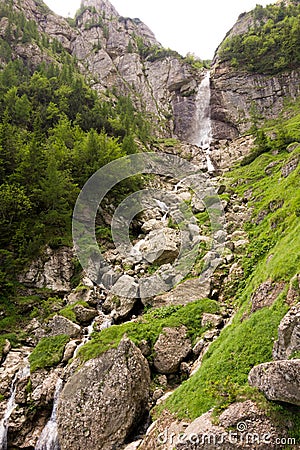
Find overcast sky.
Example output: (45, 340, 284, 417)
(45, 0, 274, 59)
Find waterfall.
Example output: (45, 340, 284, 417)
(191, 71, 215, 173)
(35, 378, 63, 450)
(0, 363, 30, 449)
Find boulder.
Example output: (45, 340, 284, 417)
(250, 281, 285, 313)
(248, 360, 300, 406)
(73, 304, 98, 325)
(281, 156, 299, 178)
(102, 293, 137, 321)
(153, 327, 192, 374)
(139, 228, 179, 265)
(151, 278, 211, 308)
(47, 315, 81, 338)
(175, 400, 289, 449)
(111, 274, 139, 298)
(57, 338, 150, 449)
(273, 302, 300, 360)
(201, 313, 223, 328)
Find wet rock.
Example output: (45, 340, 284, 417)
(62, 340, 78, 363)
(153, 326, 192, 374)
(249, 360, 300, 406)
(281, 156, 299, 178)
(47, 315, 81, 338)
(151, 278, 211, 308)
(57, 338, 150, 449)
(273, 302, 300, 360)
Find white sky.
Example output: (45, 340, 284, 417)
(45, 0, 274, 59)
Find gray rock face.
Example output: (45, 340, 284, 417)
(47, 315, 81, 338)
(57, 338, 150, 449)
(273, 303, 300, 360)
(18, 246, 74, 292)
(250, 281, 285, 313)
(152, 278, 211, 308)
(153, 326, 192, 374)
(211, 62, 300, 139)
(248, 360, 300, 406)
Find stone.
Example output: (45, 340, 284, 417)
(57, 338, 150, 449)
(111, 274, 139, 298)
(141, 218, 166, 233)
(73, 304, 98, 325)
(103, 294, 137, 321)
(62, 340, 78, 363)
(281, 156, 299, 178)
(201, 313, 223, 328)
(153, 326, 192, 374)
(273, 302, 300, 360)
(192, 339, 205, 357)
(175, 400, 289, 449)
(249, 360, 300, 406)
(250, 281, 285, 313)
(151, 278, 211, 308)
(47, 315, 81, 338)
(139, 228, 179, 265)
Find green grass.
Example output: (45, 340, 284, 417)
(165, 297, 289, 419)
(78, 299, 220, 362)
(58, 301, 90, 323)
(29, 334, 69, 372)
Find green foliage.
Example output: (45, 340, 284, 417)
(29, 334, 69, 372)
(219, 2, 300, 74)
(78, 299, 220, 362)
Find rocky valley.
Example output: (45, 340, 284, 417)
(0, 0, 299, 449)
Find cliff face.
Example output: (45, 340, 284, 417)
(9, 0, 203, 140)
(210, 62, 300, 139)
(210, 6, 300, 139)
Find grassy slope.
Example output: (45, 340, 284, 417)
(163, 112, 300, 436)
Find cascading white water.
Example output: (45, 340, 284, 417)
(35, 378, 63, 450)
(191, 71, 215, 173)
(0, 363, 30, 449)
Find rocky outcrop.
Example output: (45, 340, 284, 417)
(150, 278, 211, 308)
(153, 326, 192, 374)
(57, 338, 150, 449)
(250, 280, 285, 313)
(249, 360, 300, 406)
(211, 64, 300, 139)
(47, 315, 81, 338)
(273, 302, 300, 360)
(18, 246, 74, 292)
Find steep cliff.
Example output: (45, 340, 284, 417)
(210, 1, 300, 139)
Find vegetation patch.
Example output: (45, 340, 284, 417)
(78, 299, 220, 362)
(29, 334, 69, 372)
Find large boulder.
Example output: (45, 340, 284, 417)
(47, 315, 81, 338)
(150, 278, 211, 308)
(57, 338, 150, 449)
(248, 360, 300, 406)
(153, 326, 192, 374)
(273, 302, 300, 360)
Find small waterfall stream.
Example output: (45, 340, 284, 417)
(0, 363, 30, 450)
(191, 71, 215, 173)
(35, 378, 63, 450)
